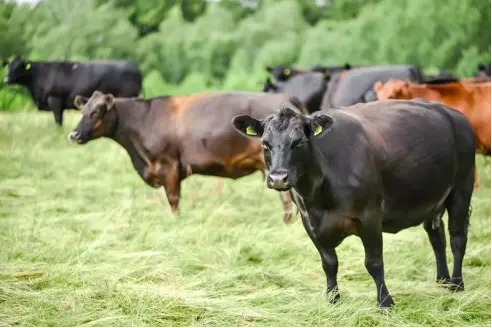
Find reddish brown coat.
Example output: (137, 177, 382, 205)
(70, 90, 308, 223)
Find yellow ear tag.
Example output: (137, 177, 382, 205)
(284, 68, 291, 75)
(246, 125, 257, 136)
(313, 124, 323, 136)
(25, 63, 31, 70)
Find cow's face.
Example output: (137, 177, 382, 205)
(68, 91, 115, 144)
(232, 108, 333, 191)
(3, 57, 33, 84)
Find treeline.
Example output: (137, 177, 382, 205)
(0, 0, 490, 110)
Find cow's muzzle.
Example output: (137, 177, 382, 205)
(68, 130, 85, 144)
(267, 171, 290, 191)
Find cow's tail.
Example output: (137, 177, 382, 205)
(289, 96, 308, 115)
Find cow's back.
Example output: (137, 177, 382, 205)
(322, 65, 424, 109)
(335, 100, 475, 212)
(318, 100, 474, 230)
(71, 61, 142, 98)
(169, 91, 302, 176)
(36, 60, 142, 109)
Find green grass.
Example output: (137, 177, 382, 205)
(0, 111, 490, 327)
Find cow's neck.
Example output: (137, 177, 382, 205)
(292, 148, 326, 200)
(110, 102, 158, 183)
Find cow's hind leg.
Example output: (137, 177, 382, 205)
(47, 96, 64, 126)
(423, 216, 451, 285)
(445, 185, 473, 292)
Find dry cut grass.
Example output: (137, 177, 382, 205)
(0, 111, 490, 326)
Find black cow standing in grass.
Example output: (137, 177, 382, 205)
(2, 56, 142, 126)
(232, 100, 475, 308)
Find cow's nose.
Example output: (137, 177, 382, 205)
(68, 131, 81, 143)
(267, 171, 290, 190)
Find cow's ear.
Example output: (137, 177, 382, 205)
(74, 95, 88, 109)
(232, 115, 264, 138)
(104, 94, 114, 110)
(344, 63, 351, 70)
(309, 114, 334, 138)
(25, 62, 32, 70)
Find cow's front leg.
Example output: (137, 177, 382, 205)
(360, 221, 394, 308)
(301, 212, 344, 303)
(160, 162, 181, 214)
(47, 96, 64, 126)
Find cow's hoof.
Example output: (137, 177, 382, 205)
(326, 289, 340, 304)
(378, 295, 395, 309)
(436, 276, 451, 287)
(282, 211, 296, 224)
(448, 278, 464, 292)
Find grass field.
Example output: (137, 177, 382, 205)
(0, 111, 490, 327)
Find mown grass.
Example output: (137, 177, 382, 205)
(0, 111, 490, 327)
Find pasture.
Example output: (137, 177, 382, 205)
(0, 110, 490, 327)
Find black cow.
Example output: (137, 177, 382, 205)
(262, 72, 328, 113)
(2, 56, 142, 126)
(232, 100, 475, 308)
(262, 64, 372, 113)
(321, 65, 424, 108)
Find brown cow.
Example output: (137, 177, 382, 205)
(68, 90, 308, 223)
(374, 79, 491, 155)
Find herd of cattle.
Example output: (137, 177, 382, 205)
(2, 56, 491, 308)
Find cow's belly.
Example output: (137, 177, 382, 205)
(380, 186, 451, 233)
(180, 140, 265, 179)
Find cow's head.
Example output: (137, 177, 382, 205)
(68, 91, 116, 144)
(374, 79, 411, 100)
(232, 107, 334, 191)
(266, 65, 305, 82)
(3, 56, 33, 84)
